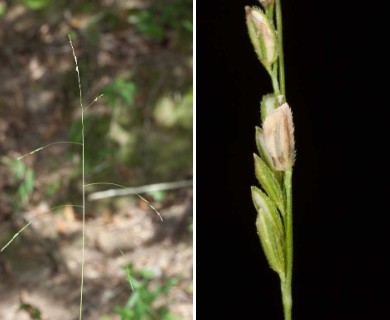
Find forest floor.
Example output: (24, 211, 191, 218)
(0, 191, 193, 320)
(0, 1, 193, 319)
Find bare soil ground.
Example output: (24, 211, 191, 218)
(0, 191, 193, 320)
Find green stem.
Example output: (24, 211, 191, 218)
(68, 35, 86, 320)
(270, 64, 280, 96)
(274, 6, 292, 319)
(275, 0, 286, 97)
(282, 170, 293, 320)
(79, 98, 86, 320)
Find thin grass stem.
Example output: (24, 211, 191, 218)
(119, 248, 134, 292)
(84, 94, 104, 111)
(282, 169, 293, 320)
(17, 141, 82, 160)
(68, 34, 86, 320)
(1, 221, 32, 252)
(275, 0, 285, 97)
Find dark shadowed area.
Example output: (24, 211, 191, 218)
(197, 0, 389, 319)
(0, 1, 193, 319)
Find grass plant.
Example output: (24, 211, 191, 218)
(245, 0, 296, 319)
(0, 36, 165, 320)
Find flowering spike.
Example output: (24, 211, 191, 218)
(245, 6, 278, 70)
(263, 103, 295, 171)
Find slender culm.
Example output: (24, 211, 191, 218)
(245, 1, 296, 319)
(68, 35, 86, 320)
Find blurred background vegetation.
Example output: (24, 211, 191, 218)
(0, 0, 192, 319)
(0, 0, 192, 219)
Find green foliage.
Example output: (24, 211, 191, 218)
(102, 78, 138, 109)
(20, 0, 53, 10)
(19, 0, 94, 12)
(67, 78, 139, 180)
(128, 0, 192, 40)
(105, 264, 178, 320)
(100, 79, 192, 183)
(0, 2, 6, 16)
(19, 301, 42, 319)
(1, 157, 34, 209)
(187, 217, 193, 233)
(68, 113, 113, 174)
(45, 179, 61, 198)
(73, 2, 96, 13)
(148, 190, 166, 202)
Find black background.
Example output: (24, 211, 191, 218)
(197, 1, 389, 319)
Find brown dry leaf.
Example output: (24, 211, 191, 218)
(55, 219, 67, 234)
(101, 209, 113, 224)
(55, 205, 75, 234)
(63, 205, 75, 222)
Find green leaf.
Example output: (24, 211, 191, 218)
(19, 302, 42, 319)
(25, 169, 35, 194)
(0, 3, 6, 16)
(256, 209, 285, 278)
(21, 0, 53, 10)
(260, 94, 278, 124)
(254, 153, 285, 216)
(255, 127, 283, 181)
(251, 186, 284, 242)
(101, 79, 137, 108)
(139, 268, 155, 279)
(252, 186, 285, 278)
(255, 127, 273, 167)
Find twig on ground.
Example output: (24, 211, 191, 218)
(87, 180, 193, 201)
